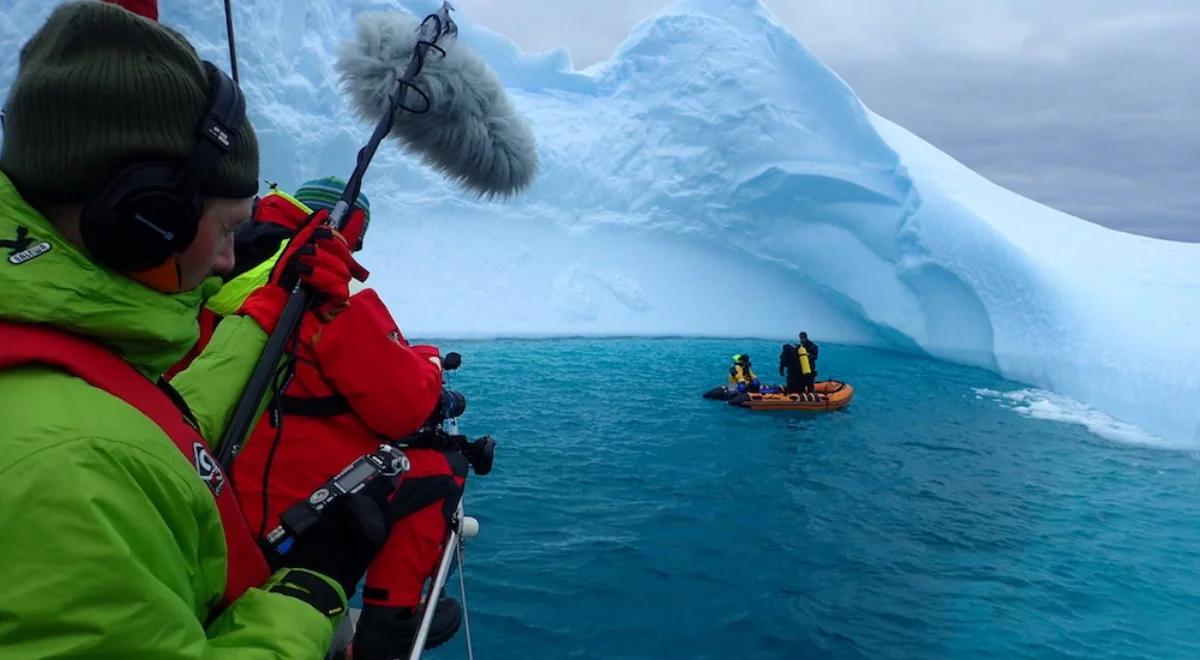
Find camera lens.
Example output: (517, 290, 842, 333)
(466, 435, 495, 475)
(442, 390, 467, 419)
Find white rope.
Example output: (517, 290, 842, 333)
(456, 535, 475, 660)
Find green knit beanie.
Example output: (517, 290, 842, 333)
(0, 1, 259, 204)
(294, 176, 372, 222)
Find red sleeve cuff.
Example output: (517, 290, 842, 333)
(236, 286, 288, 334)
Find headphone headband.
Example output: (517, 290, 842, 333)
(178, 61, 245, 198)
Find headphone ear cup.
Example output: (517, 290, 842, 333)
(82, 162, 202, 273)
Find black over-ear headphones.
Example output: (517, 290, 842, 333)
(81, 61, 246, 273)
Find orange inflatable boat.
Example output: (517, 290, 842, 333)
(730, 380, 854, 411)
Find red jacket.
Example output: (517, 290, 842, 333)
(235, 288, 444, 536)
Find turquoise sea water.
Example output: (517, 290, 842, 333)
(417, 338, 1200, 659)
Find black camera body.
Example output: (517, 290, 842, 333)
(402, 352, 495, 476)
(430, 389, 467, 426)
(456, 434, 495, 476)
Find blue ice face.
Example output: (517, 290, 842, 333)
(6, 0, 1180, 444)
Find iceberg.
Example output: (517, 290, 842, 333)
(3, 0, 1197, 446)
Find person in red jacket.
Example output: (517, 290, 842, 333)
(222, 178, 470, 658)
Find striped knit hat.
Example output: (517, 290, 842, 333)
(293, 176, 371, 221)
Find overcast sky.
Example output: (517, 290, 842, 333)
(459, 0, 1199, 242)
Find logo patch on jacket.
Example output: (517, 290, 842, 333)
(192, 442, 226, 495)
(1, 226, 52, 265)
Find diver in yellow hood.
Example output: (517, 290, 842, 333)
(728, 354, 761, 392)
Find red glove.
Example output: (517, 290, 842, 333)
(238, 209, 369, 333)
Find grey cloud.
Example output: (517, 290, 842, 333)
(792, 1, 1200, 240)
(460, 0, 1199, 241)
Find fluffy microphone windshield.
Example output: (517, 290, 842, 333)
(336, 11, 538, 198)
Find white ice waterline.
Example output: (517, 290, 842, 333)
(974, 388, 1177, 449)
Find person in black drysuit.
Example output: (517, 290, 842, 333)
(778, 343, 803, 394)
(781, 332, 821, 398)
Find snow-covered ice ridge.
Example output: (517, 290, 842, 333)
(3, 0, 1196, 446)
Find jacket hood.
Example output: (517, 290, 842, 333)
(0, 172, 219, 376)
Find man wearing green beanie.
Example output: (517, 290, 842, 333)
(0, 4, 394, 658)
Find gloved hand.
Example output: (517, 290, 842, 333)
(238, 208, 370, 332)
(271, 473, 397, 603)
(411, 344, 444, 372)
(271, 208, 369, 311)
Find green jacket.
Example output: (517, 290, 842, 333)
(0, 172, 341, 658)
